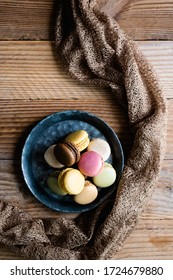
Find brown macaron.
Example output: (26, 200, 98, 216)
(54, 140, 80, 166)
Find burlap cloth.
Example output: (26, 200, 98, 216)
(0, 0, 167, 259)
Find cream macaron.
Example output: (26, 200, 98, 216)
(44, 144, 64, 169)
(87, 138, 111, 161)
(73, 180, 98, 205)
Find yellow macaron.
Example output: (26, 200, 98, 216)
(58, 168, 85, 195)
(65, 130, 90, 152)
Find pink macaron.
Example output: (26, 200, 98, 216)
(78, 151, 103, 177)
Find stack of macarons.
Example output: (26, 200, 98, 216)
(44, 129, 116, 205)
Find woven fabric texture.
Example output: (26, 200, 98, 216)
(0, 0, 167, 259)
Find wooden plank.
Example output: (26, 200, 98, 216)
(114, 218, 173, 259)
(0, 0, 124, 41)
(0, 0, 53, 40)
(0, 0, 173, 40)
(0, 41, 112, 100)
(0, 159, 172, 259)
(116, 0, 173, 40)
(0, 41, 173, 100)
(0, 246, 23, 260)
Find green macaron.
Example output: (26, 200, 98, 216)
(47, 173, 67, 196)
(93, 162, 116, 188)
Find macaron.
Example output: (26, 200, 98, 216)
(65, 130, 90, 152)
(54, 140, 80, 166)
(58, 168, 85, 195)
(93, 162, 116, 188)
(78, 151, 103, 177)
(73, 180, 98, 205)
(47, 173, 67, 196)
(44, 145, 64, 169)
(87, 138, 111, 161)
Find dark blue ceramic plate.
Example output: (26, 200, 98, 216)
(21, 110, 124, 213)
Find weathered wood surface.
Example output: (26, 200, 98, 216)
(0, 0, 173, 40)
(0, 41, 173, 100)
(116, 0, 173, 40)
(0, 0, 173, 260)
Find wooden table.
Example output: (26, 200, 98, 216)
(0, 0, 173, 259)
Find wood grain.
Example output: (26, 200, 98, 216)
(0, 0, 173, 40)
(0, 41, 173, 100)
(114, 217, 173, 259)
(0, 0, 54, 40)
(116, 0, 173, 40)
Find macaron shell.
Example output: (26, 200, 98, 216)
(54, 141, 80, 166)
(58, 168, 72, 193)
(47, 176, 67, 195)
(73, 181, 98, 205)
(59, 168, 85, 195)
(65, 130, 90, 151)
(93, 163, 116, 188)
(44, 145, 64, 169)
(78, 151, 103, 177)
(87, 138, 111, 161)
